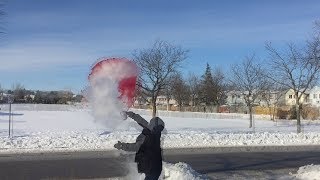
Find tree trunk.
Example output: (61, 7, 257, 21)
(151, 97, 157, 118)
(295, 92, 301, 133)
(296, 103, 301, 133)
(249, 105, 253, 128)
(268, 106, 273, 121)
(272, 105, 276, 121)
(192, 95, 195, 107)
(166, 98, 170, 111)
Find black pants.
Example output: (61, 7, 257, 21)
(144, 172, 161, 180)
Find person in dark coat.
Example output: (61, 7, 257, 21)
(114, 111, 165, 180)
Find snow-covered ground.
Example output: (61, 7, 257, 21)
(1, 108, 320, 153)
(1, 104, 320, 179)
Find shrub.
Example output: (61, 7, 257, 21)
(301, 105, 320, 120)
(277, 108, 290, 119)
(289, 106, 297, 120)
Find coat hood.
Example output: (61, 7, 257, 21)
(148, 117, 165, 131)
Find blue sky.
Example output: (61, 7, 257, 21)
(0, 0, 319, 93)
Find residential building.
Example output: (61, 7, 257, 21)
(156, 95, 177, 106)
(278, 89, 309, 106)
(226, 91, 246, 106)
(226, 90, 278, 106)
(308, 86, 320, 107)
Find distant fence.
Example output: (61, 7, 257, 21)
(0, 103, 87, 111)
(132, 109, 271, 120)
(0, 104, 271, 120)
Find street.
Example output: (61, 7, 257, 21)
(0, 146, 320, 179)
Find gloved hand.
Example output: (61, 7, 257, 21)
(126, 111, 135, 118)
(120, 111, 128, 120)
(114, 141, 123, 150)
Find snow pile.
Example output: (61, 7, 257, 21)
(120, 162, 208, 180)
(162, 162, 209, 180)
(292, 164, 320, 180)
(163, 131, 320, 147)
(2, 130, 320, 153)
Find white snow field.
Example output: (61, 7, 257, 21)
(1, 104, 320, 153)
(1, 104, 320, 179)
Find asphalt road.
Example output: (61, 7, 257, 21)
(1, 146, 320, 180)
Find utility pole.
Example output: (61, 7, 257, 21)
(8, 95, 13, 138)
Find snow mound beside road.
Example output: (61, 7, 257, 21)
(162, 162, 209, 180)
(119, 162, 208, 180)
(293, 164, 320, 180)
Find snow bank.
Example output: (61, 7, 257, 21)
(2, 130, 320, 153)
(162, 162, 209, 180)
(292, 164, 320, 180)
(119, 162, 208, 180)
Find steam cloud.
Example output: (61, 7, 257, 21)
(86, 58, 138, 130)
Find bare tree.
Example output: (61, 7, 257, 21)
(187, 72, 200, 109)
(171, 73, 190, 111)
(260, 83, 284, 121)
(134, 84, 144, 108)
(314, 20, 320, 34)
(133, 40, 188, 117)
(265, 37, 320, 133)
(162, 75, 174, 111)
(0, 83, 3, 102)
(212, 67, 226, 106)
(0, 1, 5, 34)
(12, 83, 26, 103)
(230, 55, 269, 128)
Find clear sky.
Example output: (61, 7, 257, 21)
(0, 0, 319, 93)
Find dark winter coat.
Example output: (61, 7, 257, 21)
(135, 126, 162, 174)
(120, 113, 163, 174)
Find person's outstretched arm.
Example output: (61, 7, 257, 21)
(126, 111, 149, 129)
(114, 133, 145, 152)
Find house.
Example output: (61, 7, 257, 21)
(259, 90, 283, 107)
(0, 93, 10, 102)
(277, 89, 309, 106)
(226, 90, 275, 106)
(133, 95, 178, 109)
(226, 91, 246, 106)
(133, 96, 148, 106)
(307, 86, 320, 107)
(24, 94, 35, 101)
(156, 95, 177, 106)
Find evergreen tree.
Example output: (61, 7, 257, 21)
(200, 63, 216, 105)
(34, 91, 43, 103)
